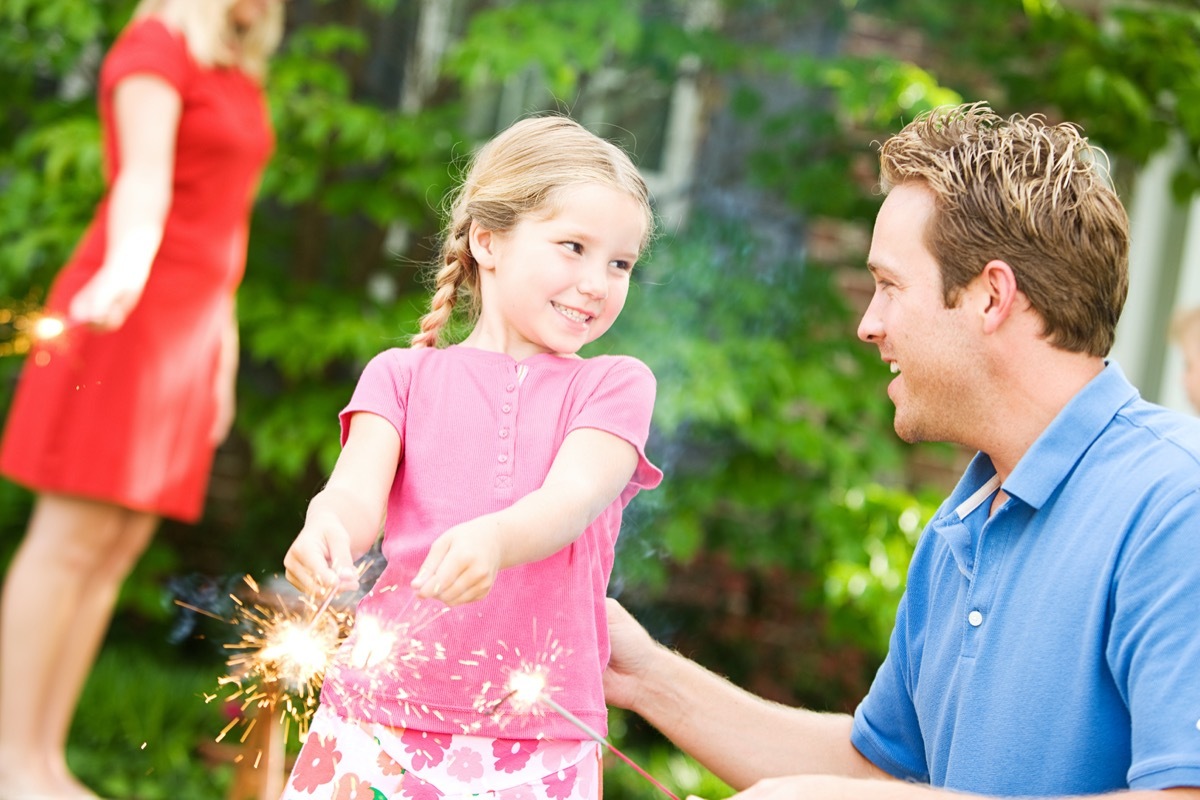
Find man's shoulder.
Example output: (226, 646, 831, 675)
(1110, 398, 1200, 469)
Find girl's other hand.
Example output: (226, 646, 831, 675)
(411, 518, 502, 606)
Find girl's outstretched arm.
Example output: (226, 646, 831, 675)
(284, 412, 401, 597)
(412, 427, 638, 605)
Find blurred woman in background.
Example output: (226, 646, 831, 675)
(0, 1, 283, 796)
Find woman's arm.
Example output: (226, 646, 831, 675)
(210, 301, 239, 444)
(69, 74, 181, 329)
(411, 426, 638, 605)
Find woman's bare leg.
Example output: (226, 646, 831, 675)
(0, 493, 159, 799)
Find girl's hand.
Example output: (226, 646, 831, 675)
(283, 514, 361, 599)
(411, 518, 503, 605)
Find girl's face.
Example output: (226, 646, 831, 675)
(470, 182, 646, 360)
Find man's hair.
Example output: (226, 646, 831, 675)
(879, 102, 1130, 357)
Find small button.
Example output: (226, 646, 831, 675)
(506, 383, 516, 392)
(968, 610, 983, 627)
(499, 428, 509, 438)
(497, 454, 508, 463)
(501, 403, 512, 413)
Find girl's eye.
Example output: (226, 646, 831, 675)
(610, 260, 633, 272)
(562, 241, 582, 254)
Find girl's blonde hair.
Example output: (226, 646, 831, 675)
(412, 115, 654, 349)
(132, 0, 283, 79)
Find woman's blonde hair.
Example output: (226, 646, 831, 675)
(412, 115, 654, 349)
(880, 102, 1130, 357)
(132, 0, 283, 79)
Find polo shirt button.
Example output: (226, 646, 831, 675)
(499, 428, 509, 438)
(497, 454, 508, 463)
(506, 383, 516, 392)
(501, 404, 512, 413)
(968, 610, 983, 627)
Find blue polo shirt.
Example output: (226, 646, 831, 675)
(851, 362, 1200, 795)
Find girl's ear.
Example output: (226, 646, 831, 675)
(469, 220, 497, 271)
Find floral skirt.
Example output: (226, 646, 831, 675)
(282, 704, 602, 800)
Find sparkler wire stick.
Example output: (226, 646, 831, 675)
(538, 694, 681, 800)
(308, 584, 338, 625)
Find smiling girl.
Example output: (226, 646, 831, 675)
(280, 115, 663, 800)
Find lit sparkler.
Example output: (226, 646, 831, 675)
(209, 576, 349, 744)
(181, 568, 454, 750)
(494, 664, 682, 800)
(0, 302, 72, 358)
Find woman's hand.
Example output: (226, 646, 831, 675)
(68, 240, 155, 330)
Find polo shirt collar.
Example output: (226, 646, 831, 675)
(1002, 361, 1138, 510)
(931, 362, 1138, 579)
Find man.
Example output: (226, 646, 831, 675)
(603, 103, 1200, 798)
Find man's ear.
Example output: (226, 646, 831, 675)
(979, 259, 1019, 334)
(469, 221, 497, 271)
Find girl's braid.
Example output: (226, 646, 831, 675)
(411, 219, 475, 349)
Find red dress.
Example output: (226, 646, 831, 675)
(0, 18, 274, 522)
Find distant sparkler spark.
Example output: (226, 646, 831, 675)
(0, 302, 71, 358)
(492, 663, 681, 800)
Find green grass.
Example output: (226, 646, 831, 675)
(67, 642, 234, 800)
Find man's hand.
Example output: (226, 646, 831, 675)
(603, 597, 663, 713)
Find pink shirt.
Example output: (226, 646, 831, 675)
(322, 345, 662, 739)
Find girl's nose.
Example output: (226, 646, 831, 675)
(578, 261, 609, 300)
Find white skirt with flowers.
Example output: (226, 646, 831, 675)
(281, 704, 602, 800)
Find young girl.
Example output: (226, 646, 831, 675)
(280, 115, 662, 800)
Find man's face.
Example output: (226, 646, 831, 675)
(857, 184, 981, 444)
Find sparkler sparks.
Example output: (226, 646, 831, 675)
(181, 567, 454, 753)
(208, 576, 349, 744)
(0, 303, 72, 358)
(492, 664, 682, 800)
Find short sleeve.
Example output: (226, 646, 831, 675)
(101, 18, 190, 96)
(1109, 489, 1200, 789)
(338, 349, 413, 445)
(569, 357, 663, 498)
(851, 589, 930, 783)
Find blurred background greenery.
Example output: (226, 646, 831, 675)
(3, 0, 1199, 796)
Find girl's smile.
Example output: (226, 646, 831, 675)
(465, 182, 646, 360)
